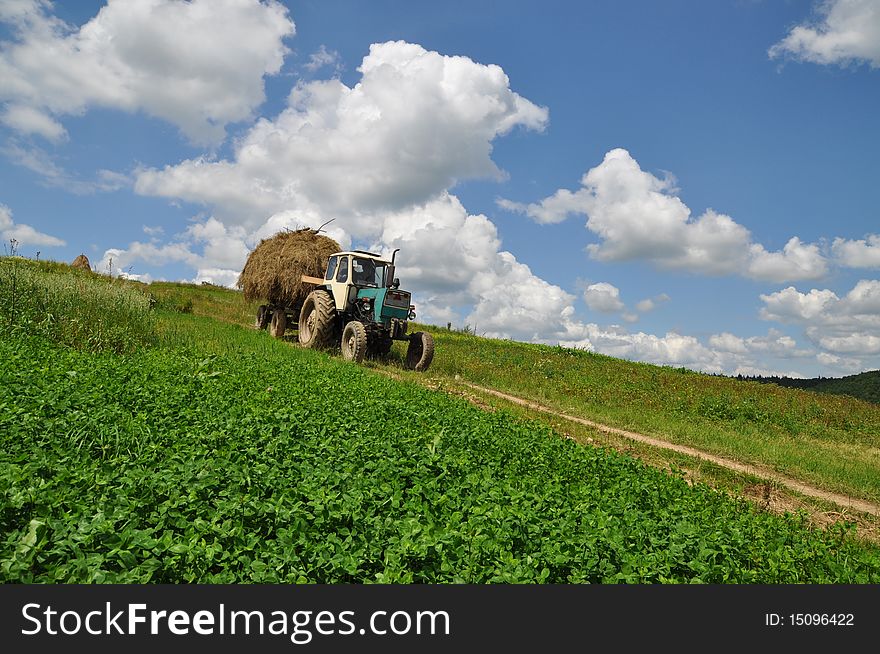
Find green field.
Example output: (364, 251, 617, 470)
(414, 328, 880, 506)
(2, 258, 880, 582)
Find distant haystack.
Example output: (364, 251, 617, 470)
(237, 229, 340, 306)
(71, 254, 91, 271)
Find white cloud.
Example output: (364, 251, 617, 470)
(583, 282, 625, 314)
(304, 45, 341, 73)
(746, 237, 829, 283)
(0, 202, 64, 247)
(191, 268, 240, 288)
(759, 286, 840, 322)
(582, 282, 665, 323)
(0, 0, 295, 145)
(635, 293, 670, 314)
(709, 332, 750, 355)
(0, 103, 66, 141)
(557, 324, 727, 373)
(814, 332, 880, 354)
(98, 216, 254, 284)
(136, 40, 548, 226)
(832, 234, 880, 268)
(760, 280, 880, 359)
(499, 148, 828, 283)
(709, 329, 811, 358)
(816, 352, 865, 373)
(769, 0, 880, 68)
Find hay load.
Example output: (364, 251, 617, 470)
(237, 228, 340, 307)
(71, 254, 91, 271)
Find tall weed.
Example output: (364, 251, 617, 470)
(0, 257, 155, 353)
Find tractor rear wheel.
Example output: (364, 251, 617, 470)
(341, 321, 367, 363)
(405, 331, 434, 371)
(299, 290, 336, 348)
(269, 309, 286, 338)
(255, 305, 270, 330)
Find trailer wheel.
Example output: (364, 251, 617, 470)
(298, 290, 336, 349)
(405, 331, 434, 371)
(269, 308, 287, 338)
(341, 321, 367, 363)
(255, 305, 270, 330)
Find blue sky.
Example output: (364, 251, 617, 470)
(1, 0, 879, 377)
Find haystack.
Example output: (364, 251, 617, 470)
(71, 254, 91, 271)
(237, 228, 340, 307)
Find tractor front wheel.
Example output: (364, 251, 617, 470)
(341, 321, 367, 363)
(405, 332, 434, 371)
(269, 309, 286, 338)
(299, 291, 336, 348)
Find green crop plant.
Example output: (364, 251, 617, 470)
(2, 315, 878, 583)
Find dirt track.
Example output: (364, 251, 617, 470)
(458, 380, 880, 518)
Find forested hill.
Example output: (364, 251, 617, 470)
(738, 371, 880, 405)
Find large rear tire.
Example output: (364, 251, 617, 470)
(298, 291, 336, 348)
(405, 331, 434, 371)
(341, 321, 367, 363)
(269, 309, 286, 338)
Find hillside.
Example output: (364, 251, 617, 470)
(740, 371, 880, 405)
(147, 273, 880, 508)
(2, 258, 880, 583)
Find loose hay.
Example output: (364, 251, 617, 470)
(71, 254, 91, 271)
(237, 229, 340, 307)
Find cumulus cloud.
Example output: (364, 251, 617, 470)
(98, 216, 251, 282)
(0, 0, 295, 145)
(583, 282, 625, 314)
(769, 0, 880, 68)
(708, 329, 811, 358)
(635, 293, 670, 314)
(556, 324, 727, 373)
(136, 40, 548, 226)
(581, 283, 666, 323)
(0, 202, 64, 247)
(816, 352, 865, 373)
(760, 280, 880, 359)
(499, 148, 828, 283)
(832, 234, 880, 268)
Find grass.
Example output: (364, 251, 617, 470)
(408, 326, 880, 506)
(135, 279, 880, 509)
(148, 280, 261, 327)
(0, 257, 155, 354)
(3, 312, 879, 583)
(3, 256, 880, 582)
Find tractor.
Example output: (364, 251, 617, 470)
(255, 249, 434, 371)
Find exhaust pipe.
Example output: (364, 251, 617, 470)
(387, 248, 400, 287)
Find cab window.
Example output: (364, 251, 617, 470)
(336, 256, 349, 283)
(325, 255, 338, 280)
